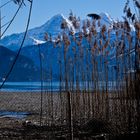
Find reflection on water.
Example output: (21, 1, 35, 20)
(0, 111, 30, 119)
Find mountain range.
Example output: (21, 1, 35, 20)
(0, 13, 135, 82)
(0, 13, 115, 50)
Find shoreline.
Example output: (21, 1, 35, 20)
(0, 91, 139, 139)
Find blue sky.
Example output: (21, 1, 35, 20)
(1, 0, 133, 36)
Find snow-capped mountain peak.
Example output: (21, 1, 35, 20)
(43, 13, 75, 36)
(0, 14, 75, 49)
(100, 13, 113, 22)
(99, 12, 114, 28)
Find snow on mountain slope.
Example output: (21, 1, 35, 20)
(99, 12, 114, 28)
(0, 14, 75, 49)
(30, 37, 46, 45)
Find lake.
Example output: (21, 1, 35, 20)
(0, 82, 61, 92)
(0, 81, 121, 92)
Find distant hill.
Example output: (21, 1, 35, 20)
(0, 46, 46, 82)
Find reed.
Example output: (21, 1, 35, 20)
(36, 7, 140, 136)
